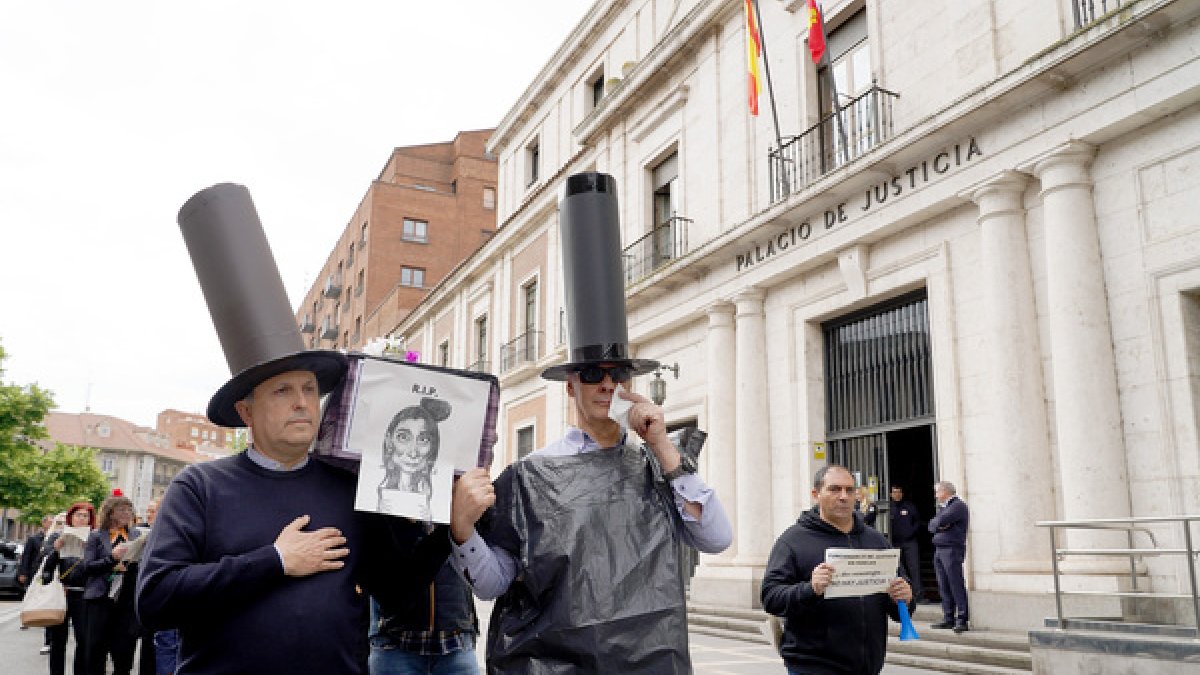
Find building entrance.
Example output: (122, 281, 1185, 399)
(823, 289, 938, 601)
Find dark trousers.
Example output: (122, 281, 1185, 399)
(934, 545, 969, 624)
(896, 539, 923, 601)
(83, 597, 138, 675)
(138, 626, 156, 675)
(48, 590, 87, 675)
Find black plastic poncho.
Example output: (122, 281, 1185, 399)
(482, 444, 691, 674)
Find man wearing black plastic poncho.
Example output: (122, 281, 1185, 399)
(448, 172, 733, 674)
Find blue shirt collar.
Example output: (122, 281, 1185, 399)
(246, 445, 309, 472)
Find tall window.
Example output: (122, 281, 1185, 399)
(516, 425, 535, 459)
(523, 280, 538, 334)
(483, 186, 496, 210)
(360, 221, 368, 245)
(523, 280, 538, 362)
(591, 71, 605, 108)
(357, 269, 364, 295)
(475, 315, 488, 362)
(439, 340, 450, 367)
(525, 138, 540, 187)
(652, 152, 679, 227)
(818, 9, 871, 165)
(400, 267, 425, 288)
(402, 218, 428, 243)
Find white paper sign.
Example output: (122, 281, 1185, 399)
(350, 358, 491, 523)
(823, 548, 901, 598)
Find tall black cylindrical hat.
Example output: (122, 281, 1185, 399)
(541, 172, 658, 381)
(177, 183, 347, 427)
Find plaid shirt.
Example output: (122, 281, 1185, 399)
(375, 628, 474, 656)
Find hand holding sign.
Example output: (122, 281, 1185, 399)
(822, 548, 902, 599)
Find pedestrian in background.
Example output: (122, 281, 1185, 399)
(19, 514, 54, 655)
(929, 480, 970, 633)
(82, 492, 141, 675)
(888, 485, 924, 605)
(42, 502, 96, 675)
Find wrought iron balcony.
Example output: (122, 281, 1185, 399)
(323, 274, 343, 298)
(299, 314, 315, 333)
(500, 330, 543, 373)
(319, 318, 338, 340)
(769, 84, 899, 204)
(465, 358, 491, 374)
(622, 215, 693, 286)
(1072, 0, 1123, 29)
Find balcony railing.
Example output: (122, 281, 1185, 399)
(769, 84, 899, 203)
(323, 275, 343, 299)
(500, 330, 543, 373)
(1072, 0, 1123, 29)
(299, 315, 315, 333)
(465, 358, 491, 374)
(622, 215, 693, 286)
(319, 319, 338, 340)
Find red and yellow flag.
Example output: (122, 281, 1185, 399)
(744, 0, 763, 116)
(807, 0, 827, 64)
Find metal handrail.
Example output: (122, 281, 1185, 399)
(1037, 515, 1200, 632)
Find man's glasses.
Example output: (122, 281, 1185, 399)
(575, 365, 633, 384)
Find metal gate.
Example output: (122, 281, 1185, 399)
(824, 291, 935, 503)
(824, 290, 934, 436)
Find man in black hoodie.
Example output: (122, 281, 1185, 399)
(762, 465, 912, 675)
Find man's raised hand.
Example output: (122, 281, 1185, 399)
(274, 515, 348, 577)
(451, 468, 495, 545)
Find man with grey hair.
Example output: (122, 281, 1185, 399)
(929, 480, 970, 632)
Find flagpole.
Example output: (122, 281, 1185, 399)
(751, 0, 784, 153)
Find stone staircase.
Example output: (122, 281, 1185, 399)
(687, 602, 1033, 673)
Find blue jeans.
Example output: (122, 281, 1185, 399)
(368, 635, 478, 675)
(154, 629, 180, 675)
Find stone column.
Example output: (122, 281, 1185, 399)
(971, 172, 1056, 572)
(1031, 143, 1131, 531)
(705, 301, 737, 560)
(734, 287, 771, 565)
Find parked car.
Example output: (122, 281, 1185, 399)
(0, 540, 25, 598)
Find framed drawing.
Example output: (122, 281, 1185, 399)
(314, 354, 499, 523)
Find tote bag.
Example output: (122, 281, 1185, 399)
(19, 559, 66, 627)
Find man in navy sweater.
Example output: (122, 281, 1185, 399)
(137, 368, 450, 674)
(928, 480, 970, 632)
(762, 466, 912, 675)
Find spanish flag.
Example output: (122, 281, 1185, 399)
(807, 0, 827, 64)
(744, 0, 763, 116)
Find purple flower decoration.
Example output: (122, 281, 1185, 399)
(405, 350, 420, 363)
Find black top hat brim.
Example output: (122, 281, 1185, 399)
(541, 357, 660, 382)
(207, 350, 348, 428)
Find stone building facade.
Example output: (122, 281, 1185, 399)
(383, 0, 1200, 630)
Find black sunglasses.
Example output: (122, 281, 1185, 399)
(575, 365, 633, 384)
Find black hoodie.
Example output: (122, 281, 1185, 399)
(761, 507, 900, 674)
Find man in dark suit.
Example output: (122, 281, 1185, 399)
(929, 480, 970, 632)
(16, 515, 52, 587)
(888, 485, 924, 604)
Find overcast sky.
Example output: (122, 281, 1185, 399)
(0, 0, 592, 428)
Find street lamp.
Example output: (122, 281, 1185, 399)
(649, 362, 680, 406)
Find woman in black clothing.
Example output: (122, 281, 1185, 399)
(81, 493, 140, 675)
(41, 501, 96, 675)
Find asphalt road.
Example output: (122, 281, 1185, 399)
(1, 597, 928, 674)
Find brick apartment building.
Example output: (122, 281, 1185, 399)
(156, 408, 238, 450)
(295, 129, 499, 352)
